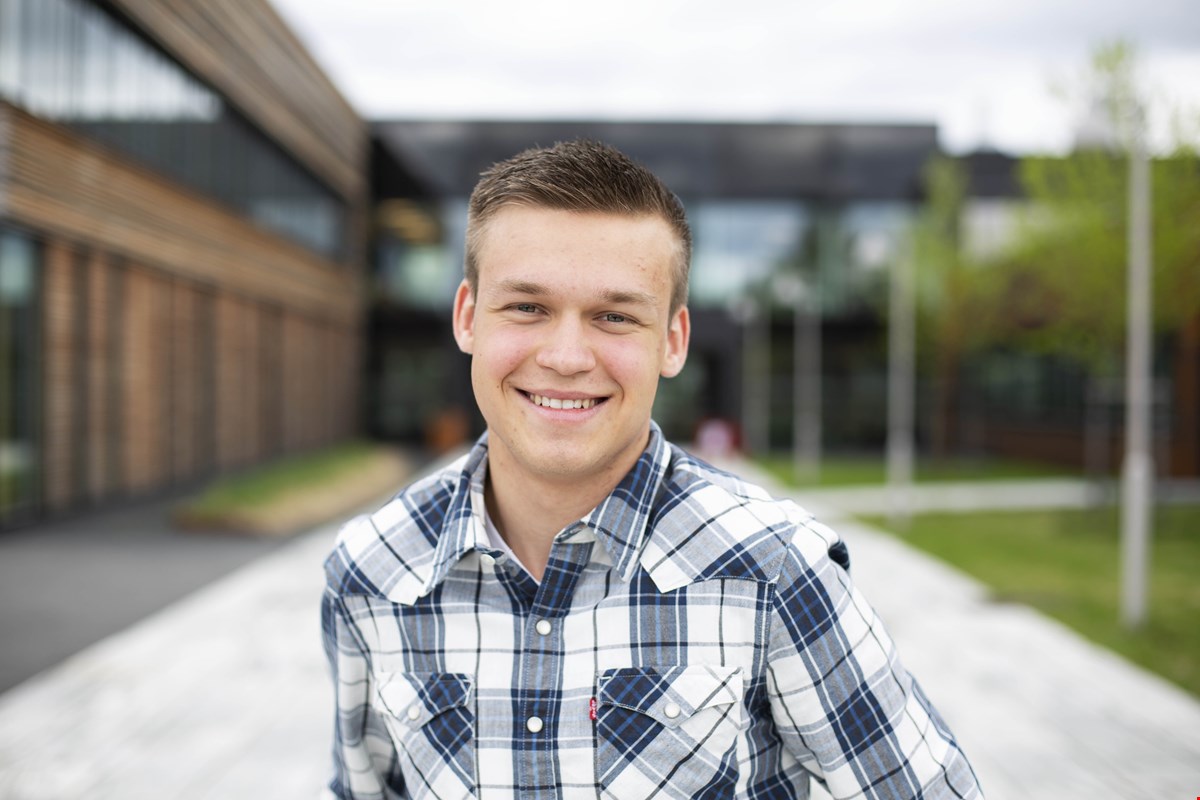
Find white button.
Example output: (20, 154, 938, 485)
(406, 704, 421, 721)
(535, 619, 552, 636)
(663, 702, 681, 719)
(479, 553, 496, 568)
(526, 716, 544, 733)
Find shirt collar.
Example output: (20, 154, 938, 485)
(420, 422, 670, 595)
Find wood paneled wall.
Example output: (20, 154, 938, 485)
(40, 244, 359, 512)
(1, 104, 361, 323)
(0, 103, 365, 517)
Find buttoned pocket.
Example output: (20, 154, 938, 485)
(375, 672, 476, 797)
(594, 665, 744, 799)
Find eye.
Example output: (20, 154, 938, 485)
(513, 303, 539, 314)
(603, 312, 629, 324)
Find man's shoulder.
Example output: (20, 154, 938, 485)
(640, 444, 825, 591)
(323, 451, 469, 600)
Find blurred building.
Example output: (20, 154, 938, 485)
(369, 124, 1199, 478)
(0, 0, 370, 527)
(370, 120, 938, 450)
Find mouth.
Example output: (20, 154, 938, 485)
(523, 391, 606, 411)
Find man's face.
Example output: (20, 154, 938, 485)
(452, 205, 689, 489)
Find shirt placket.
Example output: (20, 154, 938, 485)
(511, 526, 593, 798)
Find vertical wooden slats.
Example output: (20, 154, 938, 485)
(85, 251, 111, 501)
(41, 240, 75, 512)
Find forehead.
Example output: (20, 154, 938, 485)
(474, 206, 680, 290)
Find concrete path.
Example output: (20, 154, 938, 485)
(0, 469, 1198, 799)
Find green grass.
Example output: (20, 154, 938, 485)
(758, 454, 1075, 488)
(186, 441, 383, 514)
(861, 506, 1200, 697)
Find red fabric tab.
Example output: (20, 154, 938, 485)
(589, 697, 598, 721)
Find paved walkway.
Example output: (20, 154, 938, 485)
(1, 469, 1198, 799)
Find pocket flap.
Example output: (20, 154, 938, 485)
(597, 665, 743, 728)
(376, 672, 473, 730)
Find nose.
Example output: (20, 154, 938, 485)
(534, 317, 596, 375)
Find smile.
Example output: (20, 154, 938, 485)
(526, 392, 602, 410)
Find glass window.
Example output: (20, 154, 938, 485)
(0, 229, 39, 525)
(829, 201, 915, 311)
(690, 201, 809, 308)
(375, 199, 462, 309)
(0, 0, 347, 259)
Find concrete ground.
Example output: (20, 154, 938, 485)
(0, 467, 1198, 799)
(0, 494, 291, 694)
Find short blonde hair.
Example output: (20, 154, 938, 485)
(464, 140, 691, 314)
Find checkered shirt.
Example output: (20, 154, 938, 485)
(322, 423, 982, 799)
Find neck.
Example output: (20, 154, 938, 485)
(483, 445, 642, 581)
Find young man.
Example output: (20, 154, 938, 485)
(322, 140, 982, 799)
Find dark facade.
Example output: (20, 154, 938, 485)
(368, 120, 939, 449)
(368, 124, 1199, 477)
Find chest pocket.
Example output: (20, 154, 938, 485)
(375, 671, 476, 797)
(594, 665, 744, 799)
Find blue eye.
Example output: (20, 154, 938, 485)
(604, 313, 628, 324)
(514, 303, 538, 313)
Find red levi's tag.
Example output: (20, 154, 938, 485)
(589, 697, 598, 721)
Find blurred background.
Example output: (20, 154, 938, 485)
(1, 0, 1198, 797)
(1, 0, 1197, 522)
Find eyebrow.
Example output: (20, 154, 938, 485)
(495, 279, 659, 308)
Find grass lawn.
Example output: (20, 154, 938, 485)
(185, 441, 383, 515)
(759, 454, 1076, 488)
(861, 505, 1200, 698)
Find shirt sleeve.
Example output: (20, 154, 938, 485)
(765, 519, 983, 799)
(321, 586, 406, 800)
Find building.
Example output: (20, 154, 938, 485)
(369, 120, 939, 450)
(0, 0, 369, 527)
(368, 122, 1199, 478)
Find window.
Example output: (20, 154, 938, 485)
(0, 0, 346, 259)
(0, 230, 39, 524)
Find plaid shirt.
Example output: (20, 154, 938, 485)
(322, 424, 982, 799)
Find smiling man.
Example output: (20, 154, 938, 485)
(322, 141, 982, 799)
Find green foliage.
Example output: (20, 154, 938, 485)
(757, 454, 1072, 487)
(911, 157, 969, 362)
(863, 505, 1200, 697)
(985, 42, 1200, 373)
(186, 441, 380, 513)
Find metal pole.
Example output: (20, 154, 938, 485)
(794, 210, 828, 482)
(794, 295, 820, 483)
(740, 300, 769, 457)
(888, 245, 916, 529)
(1120, 112, 1154, 629)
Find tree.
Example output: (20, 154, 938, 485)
(990, 43, 1200, 376)
(907, 156, 995, 456)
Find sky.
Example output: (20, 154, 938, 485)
(270, 0, 1200, 155)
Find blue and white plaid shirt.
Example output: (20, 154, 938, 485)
(322, 424, 982, 799)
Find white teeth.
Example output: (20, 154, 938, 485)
(529, 393, 597, 410)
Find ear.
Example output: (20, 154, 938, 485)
(451, 280, 476, 354)
(660, 305, 690, 378)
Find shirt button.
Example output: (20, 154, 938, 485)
(479, 553, 496, 568)
(526, 716, 544, 733)
(407, 704, 421, 721)
(535, 619, 552, 636)
(663, 702, 681, 719)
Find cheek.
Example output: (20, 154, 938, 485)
(474, 329, 535, 382)
(600, 337, 666, 390)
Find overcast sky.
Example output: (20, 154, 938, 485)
(270, 0, 1200, 155)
